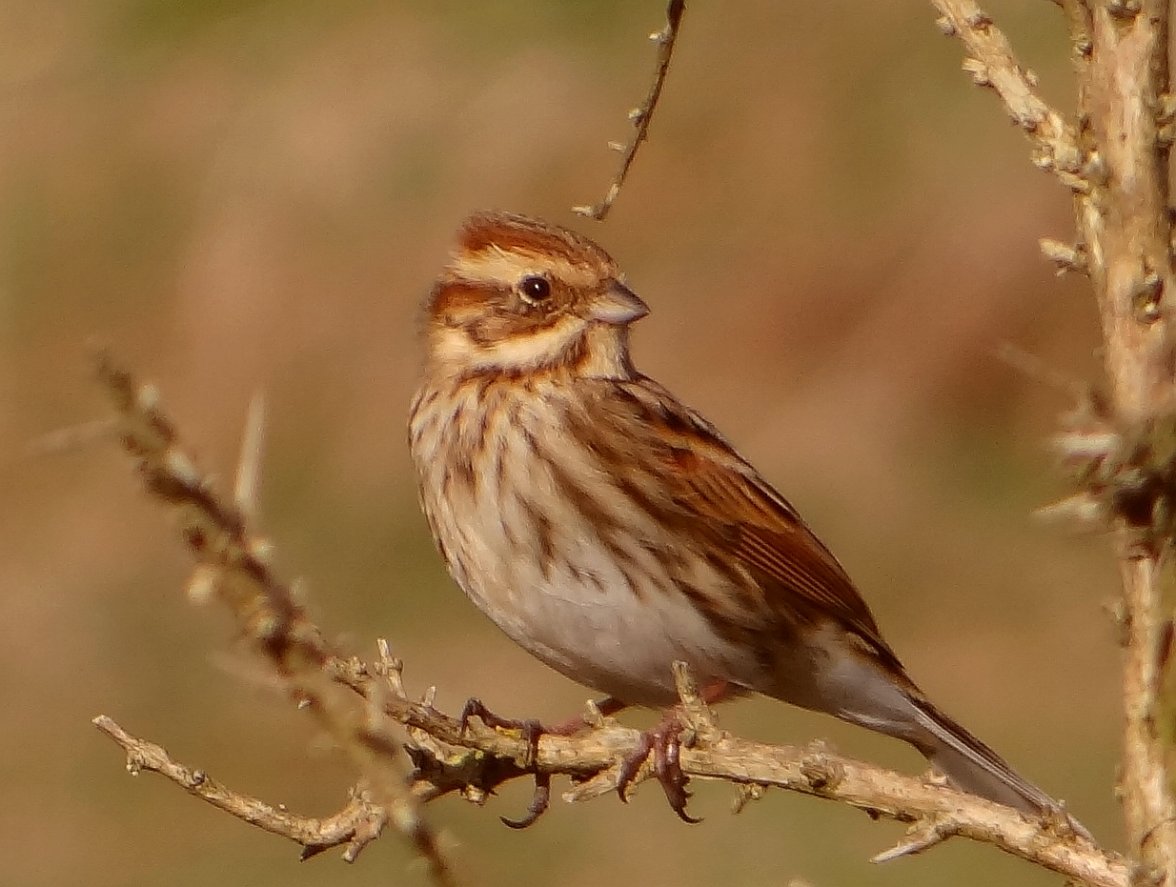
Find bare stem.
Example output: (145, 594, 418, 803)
(573, 0, 686, 221)
(1076, 4, 1176, 882)
(92, 353, 457, 887)
(93, 716, 389, 862)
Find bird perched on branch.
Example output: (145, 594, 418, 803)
(409, 210, 1078, 829)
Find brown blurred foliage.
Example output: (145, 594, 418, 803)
(0, 1, 1120, 885)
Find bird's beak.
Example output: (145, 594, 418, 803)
(587, 281, 650, 325)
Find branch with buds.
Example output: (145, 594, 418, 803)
(90, 355, 1126, 887)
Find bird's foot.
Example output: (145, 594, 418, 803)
(459, 696, 626, 762)
(616, 710, 700, 824)
(458, 698, 546, 766)
(458, 696, 627, 829)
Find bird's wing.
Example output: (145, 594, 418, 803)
(620, 378, 902, 667)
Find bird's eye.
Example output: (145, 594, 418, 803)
(518, 275, 552, 304)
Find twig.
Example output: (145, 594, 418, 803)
(234, 392, 265, 520)
(92, 716, 388, 862)
(930, 0, 1085, 190)
(92, 353, 458, 887)
(871, 816, 958, 863)
(23, 417, 117, 457)
(572, 0, 686, 221)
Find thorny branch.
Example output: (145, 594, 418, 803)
(573, 0, 686, 221)
(92, 716, 390, 863)
(92, 355, 457, 887)
(92, 355, 1127, 887)
(930, 0, 1086, 190)
(932, 0, 1176, 882)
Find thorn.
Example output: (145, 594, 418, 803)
(994, 342, 1087, 400)
(24, 418, 118, 457)
(1050, 429, 1120, 461)
(582, 699, 606, 728)
(163, 448, 202, 489)
(962, 57, 990, 87)
(1082, 152, 1108, 186)
(186, 564, 222, 605)
(136, 383, 160, 412)
(247, 537, 274, 566)
(1039, 238, 1088, 275)
(234, 392, 267, 519)
(671, 660, 719, 742)
(1033, 493, 1105, 528)
(731, 782, 766, 814)
(871, 817, 957, 863)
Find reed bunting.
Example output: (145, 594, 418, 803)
(409, 210, 1073, 825)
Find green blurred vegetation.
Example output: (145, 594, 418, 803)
(0, 1, 1119, 885)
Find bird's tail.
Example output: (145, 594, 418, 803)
(908, 694, 1089, 837)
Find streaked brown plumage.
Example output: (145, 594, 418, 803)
(409, 210, 1074, 822)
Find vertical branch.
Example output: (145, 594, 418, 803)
(1081, 2, 1173, 420)
(1076, 2, 1176, 881)
(931, 0, 1176, 879)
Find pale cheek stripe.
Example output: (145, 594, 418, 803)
(433, 317, 587, 371)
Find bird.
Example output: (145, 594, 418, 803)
(408, 209, 1076, 827)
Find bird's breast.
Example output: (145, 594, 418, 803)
(408, 377, 766, 704)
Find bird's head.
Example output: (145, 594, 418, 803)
(424, 211, 649, 379)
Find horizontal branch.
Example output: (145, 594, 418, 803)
(93, 716, 388, 861)
(91, 354, 1127, 886)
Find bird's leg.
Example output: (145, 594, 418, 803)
(612, 679, 733, 822)
(615, 709, 700, 824)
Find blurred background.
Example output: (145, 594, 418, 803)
(0, 1, 1119, 885)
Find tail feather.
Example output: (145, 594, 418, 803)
(909, 696, 1089, 837)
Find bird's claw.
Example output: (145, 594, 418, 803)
(457, 698, 560, 827)
(501, 772, 552, 829)
(459, 698, 544, 767)
(616, 713, 701, 824)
